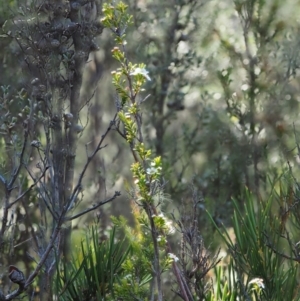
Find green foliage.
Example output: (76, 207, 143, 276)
(111, 211, 177, 301)
(204, 267, 237, 301)
(55, 226, 131, 301)
(208, 185, 300, 301)
(103, 4, 182, 300)
(101, 2, 132, 36)
(111, 215, 154, 300)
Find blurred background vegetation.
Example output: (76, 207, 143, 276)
(1, 0, 300, 300)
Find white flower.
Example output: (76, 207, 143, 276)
(249, 278, 265, 289)
(168, 253, 179, 262)
(30, 140, 41, 148)
(165, 220, 175, 235)
(241, 84, 249, 91)
(130, 67, 151, 81)
(146, 167, 157, 175)
(154, 213, 175, 235)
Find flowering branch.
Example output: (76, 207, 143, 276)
(102, 2, 192, 300)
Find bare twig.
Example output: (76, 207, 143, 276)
(264, 231, 300, 262)
(7, 128, 29, 190)
(7, 166, 50, 208)
(67, 116, 117, 212)
(64, 191, 121, 221)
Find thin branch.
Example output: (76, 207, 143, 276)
(24, 165, 56, 218)
(24, 219, 62, 286)
(64, 191, 121, 221)
(7, 166, 50, 208)
(4, 212, 64, 300)
(0, 174, 6, 185)
(7, 128, 29, 190)
(264, 232, 300, 262)
(172, 262, 191, 301)
(68, 115, 117, 207)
